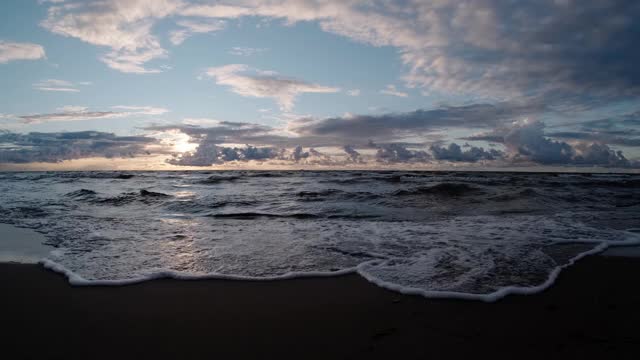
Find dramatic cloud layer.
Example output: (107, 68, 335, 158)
(0, 40, 45, 64)
(205, 64, 339, 111)
(43, 1, 639, 101)
(290, 102, 543, 145)
(0, 131, 157, 163)
(468, 119, 634, 167)
(4, 1, 637, 169)
(143, 108, 638, 168)
(2, 108, 637, 167)
(430, 143, 502, 163)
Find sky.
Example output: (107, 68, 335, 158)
(0, 0, 639, 171)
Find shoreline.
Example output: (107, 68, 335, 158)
(3, 256, 640, 358)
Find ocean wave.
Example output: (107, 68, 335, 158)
(65, 189, 98, 199)
(487, 188, 544, 202)
(88, 189, 172, 206)
(295, 189, 345, 199)
(198, 175, 241, 184)
(209, 212, 321, 219)
(393, 182, 484, 197)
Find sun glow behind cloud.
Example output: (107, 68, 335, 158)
(172, 132, 199, 154)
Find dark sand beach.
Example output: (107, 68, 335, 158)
(2, 256, 640, 359)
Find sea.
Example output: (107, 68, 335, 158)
(1, 170, 639, 301)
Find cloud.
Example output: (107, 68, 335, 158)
(497, 119, 632, 167)
(41, 0, 182, 73)
(371, 141, 430, 163)
(204, 64, 340, 111)
(380, 85, 408, 97)
(166, 143, 280, 166)
(0, 40, 46, 64)
(185, 1, 640, 108)
(343, 145, 363, 163)
(17, 105, 169, 124)
(291, 102, 542, 145)
(19, 111, 122, 124)
(111, 105, 169, 115)
(546, 131, 640, 147)
(145, 121, 273, 144)
(36, 0, 640, 110)
(346, 89, 360, 96)
(169, 19, 226, 45)
(430, 143, 502, 162)
(33, 79, 90, 92)
(147, 110, 638, 167)
(0, 130, 157, 163)
(228, 47, 267, 56)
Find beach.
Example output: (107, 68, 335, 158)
(2, 255, 640, 359)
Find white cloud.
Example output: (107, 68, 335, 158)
(0, 41, 46, 64)
(33, 79, 90, 92)
(112, 105, 170, 115)
(41, 0, 182, 73)
(205, 64, 340, 111)
(347, 89, 361, 96)
(228, 47, 267, 56)
(169, 19, 226, 45)
(380, 85, 408, 97)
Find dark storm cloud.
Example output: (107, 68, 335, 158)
(370, 141, 430, 163)
(291, 102, 542, 144)
(503, 121, 632, 167)
(461, 120, 636, 167)
(343, 145, 363, 163)
(148, 111, 639, 167)
(430, 143, 503, 162)
(166, 143, 281, 166)
(146, 122, 273, 144)
(396, 0, 640, 106)
(0, 131, 157, 163)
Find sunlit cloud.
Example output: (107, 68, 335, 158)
(204, 64, 340, 111)
(0, 40, 45, 64)
(169, 19, 226, 45)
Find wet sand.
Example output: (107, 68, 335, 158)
(2, 256, 640, 359)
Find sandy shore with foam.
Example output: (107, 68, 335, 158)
(1, 255, 640, 359)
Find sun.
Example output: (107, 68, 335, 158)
(172, 132, 198, 153)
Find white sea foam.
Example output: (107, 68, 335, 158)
(39, 232, 640, 302)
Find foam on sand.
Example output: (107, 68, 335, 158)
(0, 223, 52, 264)
(39, 231, 640, 302)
